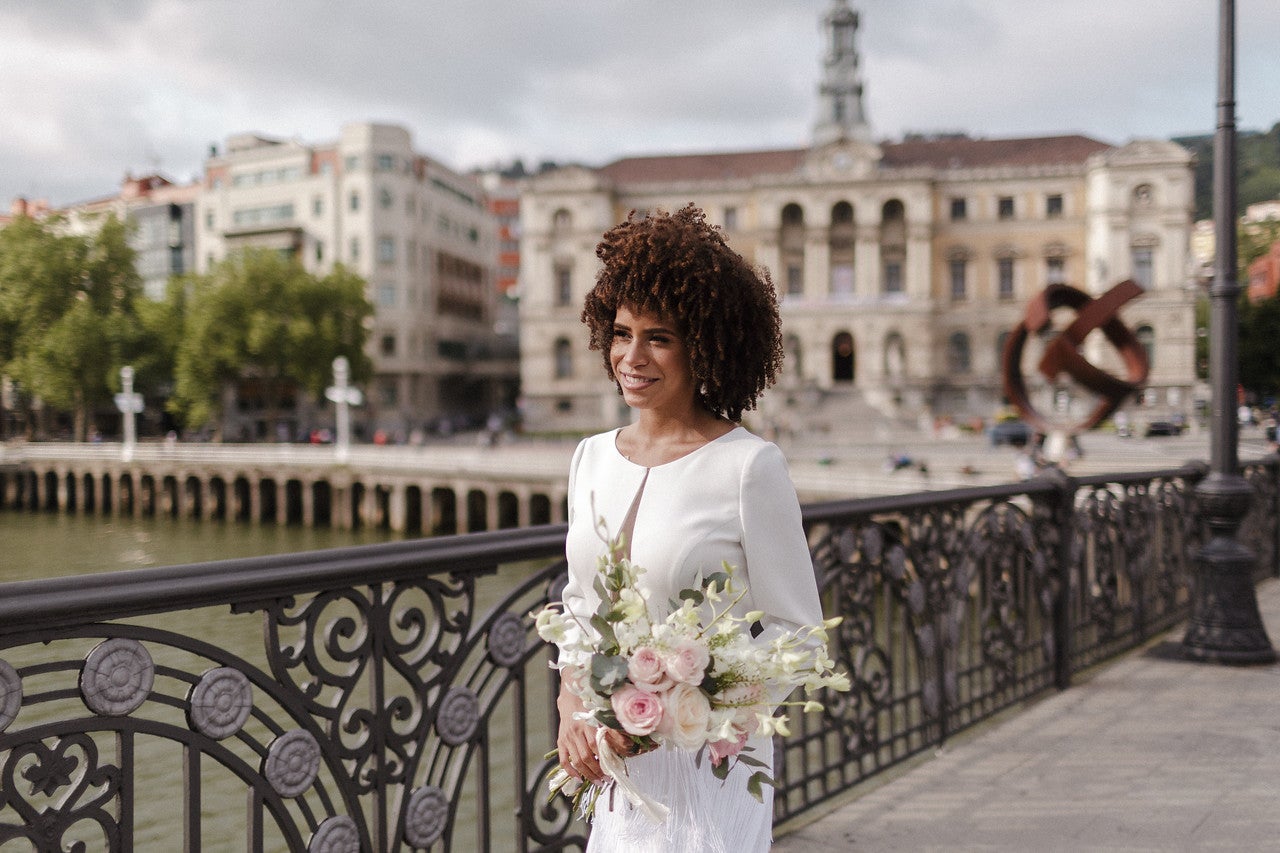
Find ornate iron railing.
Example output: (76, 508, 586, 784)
(0, 460, 1276, 851)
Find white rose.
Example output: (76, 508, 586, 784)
(658, 682, 712, 750)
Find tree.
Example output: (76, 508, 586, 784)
(168, 250, 373, 437)
(0, 213, 145, 439)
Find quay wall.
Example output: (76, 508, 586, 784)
(0, 441, 575, 534)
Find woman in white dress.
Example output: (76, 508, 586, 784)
(555, 206, 825, 852)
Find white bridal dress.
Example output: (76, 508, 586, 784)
(561, 427, 824, 853)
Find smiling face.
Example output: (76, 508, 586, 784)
(609, 304, 698, 416)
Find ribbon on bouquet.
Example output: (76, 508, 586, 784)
(594, 727, 671, 823)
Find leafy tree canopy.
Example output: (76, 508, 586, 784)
(169, 249, 373, 433)
(0, 213, 144, 438)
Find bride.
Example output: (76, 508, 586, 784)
(555, 206, 825, 852)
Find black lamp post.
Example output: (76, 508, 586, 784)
(1181, 0, 1276, 663)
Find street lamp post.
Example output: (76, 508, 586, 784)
(1181, 0, 1276, 663)
(325, 357, 362, 463)
(113, 366, 144, 463)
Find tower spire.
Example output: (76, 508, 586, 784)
(813, 0, 870, 146)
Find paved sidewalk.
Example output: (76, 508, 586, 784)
(775, 578, 1280, 852)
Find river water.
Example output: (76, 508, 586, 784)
(0, 511, 402, 583)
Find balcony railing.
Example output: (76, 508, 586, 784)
(0, 460, 1275, 851)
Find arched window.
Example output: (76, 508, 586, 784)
(880, 200, 906, 295)
(551, 208, 572, 232)
(780, 203, 805, 297)
(1136, 325, 1154, 366)
(554, 338, 573, 379)
(554, 262, 572, 306)
(947, 332, 971, 374)
(829, 201, 855, 299)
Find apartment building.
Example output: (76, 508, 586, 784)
(199, 122, 515, 439)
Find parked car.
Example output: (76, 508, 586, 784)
(987, 420, 1034, 447)
(1144, 420, 1183, 437)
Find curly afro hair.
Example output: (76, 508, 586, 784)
(581, 204, 784, 422)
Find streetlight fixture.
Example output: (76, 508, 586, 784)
(325, 357, 362, 463)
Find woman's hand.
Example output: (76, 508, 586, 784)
(556, 682, 636, 784)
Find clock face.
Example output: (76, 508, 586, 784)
(832, 152, 852, 170)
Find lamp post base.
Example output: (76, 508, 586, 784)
(1181, 475, 1276, 664)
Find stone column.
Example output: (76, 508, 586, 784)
(804, 237, 831, 301)
(248, 478, 262, 524)
(388, 484, 406, 533)
(302, 480, 315, 527)
(854, 224, 880, 299)
(906, 222, 933, 301)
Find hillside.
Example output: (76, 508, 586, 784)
(1174, 121, 1280, 220)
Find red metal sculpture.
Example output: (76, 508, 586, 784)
(1001, 280, 1150, 436)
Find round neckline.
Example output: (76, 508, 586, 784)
(611, 425, 743, 470)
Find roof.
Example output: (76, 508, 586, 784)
(593, 134, 1114, 186)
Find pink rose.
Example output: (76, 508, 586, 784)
(627, 646, 672, 691)
(664, 639, 711, 685)
(611, 685, 664, 736)
(708, 730, 750, 767)
(656, 682, 711, 750)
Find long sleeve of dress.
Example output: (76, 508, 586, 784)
(737, 441, 824, 645)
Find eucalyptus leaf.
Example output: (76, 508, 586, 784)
(678, 589, 705, 606)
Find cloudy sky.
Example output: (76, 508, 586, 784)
(3, 0, 1278, 207)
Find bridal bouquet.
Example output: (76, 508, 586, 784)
(533, 520, 849, 821)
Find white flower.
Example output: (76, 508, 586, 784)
(658, 682, 712, 750)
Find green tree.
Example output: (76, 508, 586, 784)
(0, 213, 145, 439)
(169, 250, 373, 436)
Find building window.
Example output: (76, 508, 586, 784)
(349, 237, 360, 262)
(379, 380, 397, 407)
(377, 282, 396, 307)
(379, 188, 393, 209)
(786, 265, 803, 296)
(1046, 256, 1066, 285)
(377, 236, 396, 265)
(376, 154, 396, 172)
(947, 332, 971, 374)
(883, 261, 903, 295)
(315, 241, 324, 264)
(949, 258, 967, 301)
(1133, 184, 1153, 207)
(554, 337, 573, 379)
(552, 208, 572, 232)
(1132, 247, 1154, 289)
(1136, 325, 1155, 365)
(997, 196, 1015, 220)
(1046, 194, 1063, 218)
(380, 334, 396, 357)
(204, 210, 214, 230)
(880, 199, 906, 297)
(555, 264, 572, 306)
(998, 257, 1015, 299)
(344, 155, 359, 172)
(723, 206, 738, 230)
(349, 191, 360, 212)
(950, 198, 967, 221)
(780, 203, 805, 297)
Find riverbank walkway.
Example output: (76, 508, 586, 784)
(775, 577, 1280, 851)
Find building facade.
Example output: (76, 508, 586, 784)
(517, 0, 1198, 433)
(199, 122, 515, 439)
(51, 174, 199, 302)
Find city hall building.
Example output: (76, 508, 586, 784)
(516, 1, 1197, 434)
